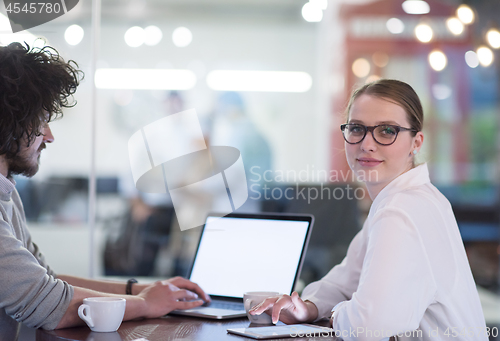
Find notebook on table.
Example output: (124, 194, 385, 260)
(169, 212, 314, 319)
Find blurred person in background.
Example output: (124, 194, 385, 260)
(0, 42, 210, 341)
(209, 91, 272, 212)
(104, 91, 188, 278)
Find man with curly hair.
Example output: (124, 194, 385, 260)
(0, 43, 210, 340)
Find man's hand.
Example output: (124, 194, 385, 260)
(137, 280, 205, 318)
(161, 277, 211, 303)
(55, 275, 212, 329)
(134, 277, 211, 304)
(249, 292, 318, 324)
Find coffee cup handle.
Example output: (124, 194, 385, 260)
(78, 304, 94, 328)
(244, 299, 254, 313)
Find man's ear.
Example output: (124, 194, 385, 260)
(0, 154, 9, 178)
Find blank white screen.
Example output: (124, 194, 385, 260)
(190, 216, 309, 298)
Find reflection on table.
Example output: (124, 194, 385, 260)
(36, 315, 337, 341)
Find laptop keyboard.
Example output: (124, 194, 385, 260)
(208, 301, 244, 311)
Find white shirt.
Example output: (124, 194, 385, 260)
(301, 164, 488, 341)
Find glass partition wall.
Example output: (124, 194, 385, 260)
(0, 2, 93, 278)
(2, 0, 500, 337)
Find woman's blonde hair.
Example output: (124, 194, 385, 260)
(346, 79, 423, 135)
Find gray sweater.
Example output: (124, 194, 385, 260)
(0, 175, 73, 341)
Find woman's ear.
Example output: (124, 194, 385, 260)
(412, 131, 424, 153)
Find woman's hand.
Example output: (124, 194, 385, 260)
(248, 292, 318, 324)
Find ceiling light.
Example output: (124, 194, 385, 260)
(352, 58, 371, 78)
(144, 26, 162, 46)
(172, 27, 192, 47)
(95, 68, 197, 90)
(386, 18, 405, 34)
(124, 26, 145, 47)
(402, 0, 430, 15)
(486, 28, 500, 49)
(464, 51, 479, 68)
(206, 70, 312, 93)
(302, 2, 323, 22)
(446, 18, 464, 36)
(415, 24, 433, 43)
(477, 46, 494, 67)
(64, 25, 84, 46)
(428, 50, 447, 71)
(457, 5, 474, 25)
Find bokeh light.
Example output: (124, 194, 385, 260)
(457, 5, 474, 25)
(301, 2, 323, 22)
(144, 26, 163, 46)
(124, 26, 145, 47)
(415, 23, 433, 43)
(432, 84, 452, 100)
(172, 27, 193, 47)
(352, 58, 371, 78)
(64, 25, 84, 46)
(365, 75, 381, 84)
(309, 0, 327, 10)
(402, 0, 430, 15)
(113, 89, 134, 106)
(486, 29, 500, 49)
(477, 46, 494, 67)
(386, 18, 405, 34)
(446, 18, 464, 36)
(428, 50, 447, 71)
(465, 51, 479, 68)
(372, 52, 389, 68)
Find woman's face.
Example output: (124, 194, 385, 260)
(345, 94, 423, 198)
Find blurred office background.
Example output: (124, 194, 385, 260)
(2, 0, 500, 336)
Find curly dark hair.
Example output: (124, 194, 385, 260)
(0, 42, 83, 158)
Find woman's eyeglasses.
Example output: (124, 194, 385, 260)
(340, 123, 417, 146)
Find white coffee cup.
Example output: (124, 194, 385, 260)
(244, 291, 280, 324)
(78, 297, 126, 332)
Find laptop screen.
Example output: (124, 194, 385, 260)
(189, 214, 312, 299)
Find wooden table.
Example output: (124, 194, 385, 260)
(36, 316, 337, 341)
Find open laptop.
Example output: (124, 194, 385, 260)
(170, 212, 314, 319)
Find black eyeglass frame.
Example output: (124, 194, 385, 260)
(340, 123, 417, 146)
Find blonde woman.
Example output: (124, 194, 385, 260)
(250, 79, 488, 341)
